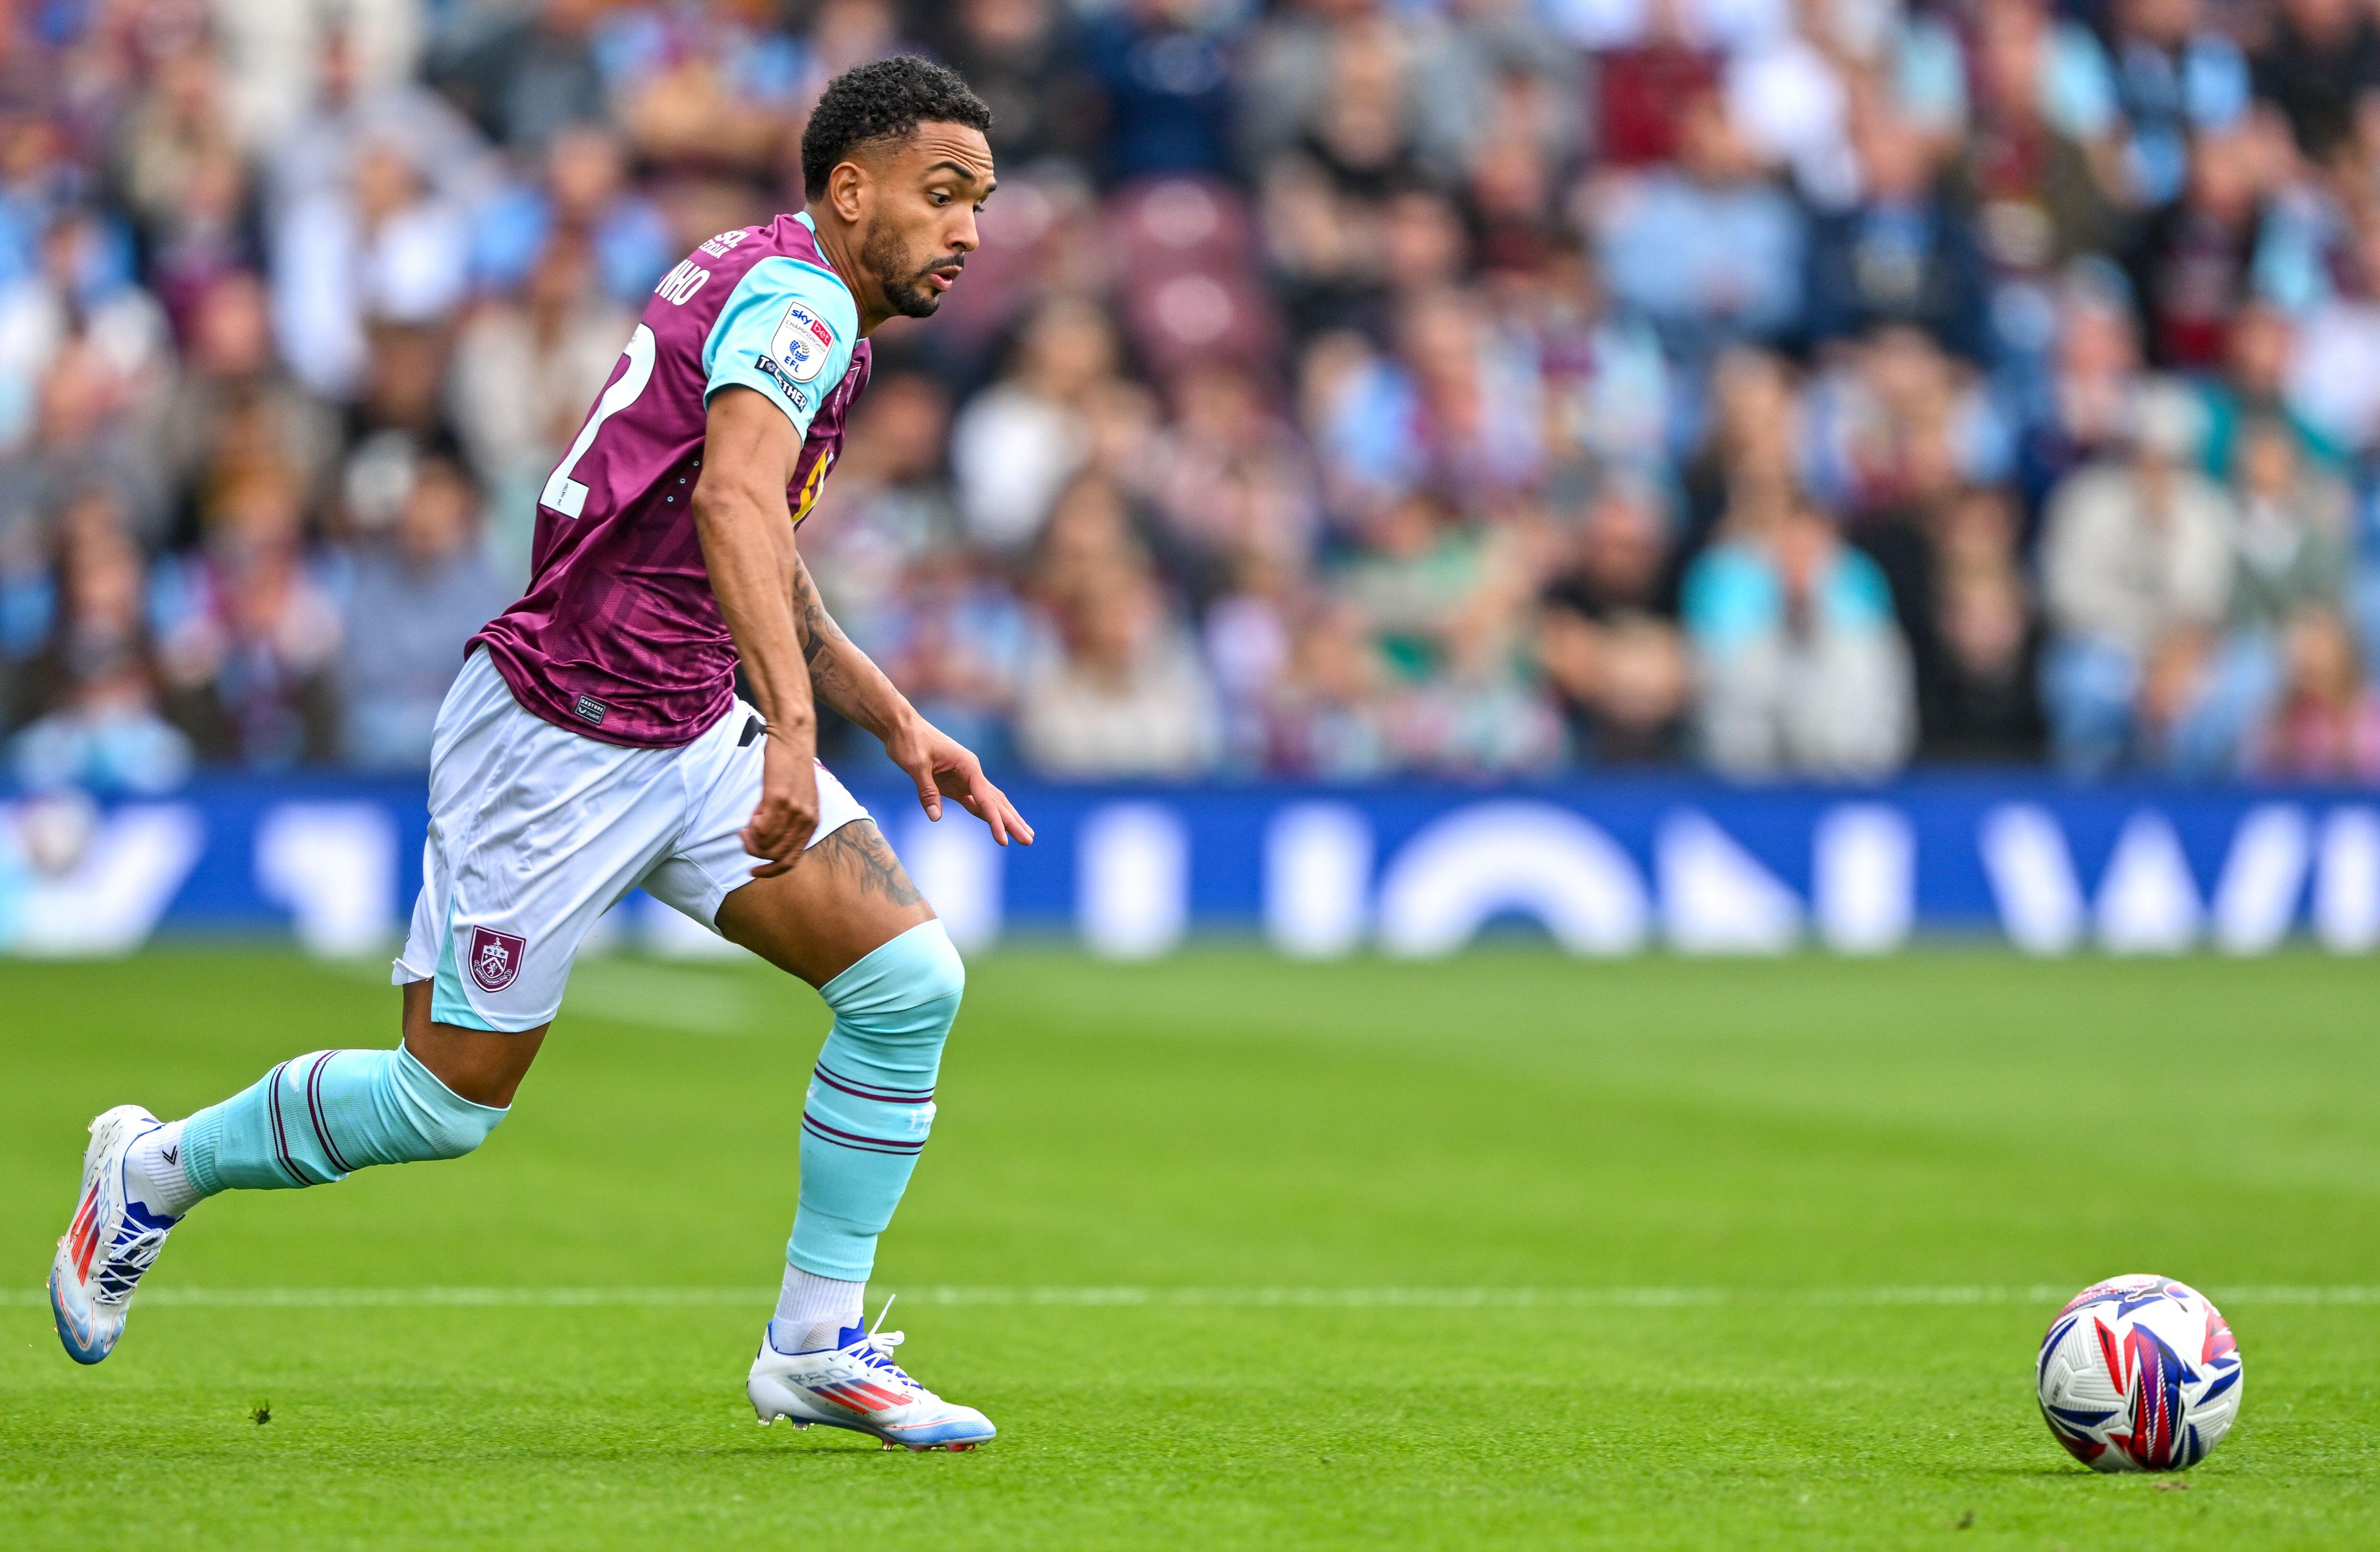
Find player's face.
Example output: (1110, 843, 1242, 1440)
(859, 124, 995, 320)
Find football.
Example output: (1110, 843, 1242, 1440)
(2037, 1275, 2243, 1472)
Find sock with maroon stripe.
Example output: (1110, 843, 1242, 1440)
(176, 1046, 507, 1197)
(785, 922, 965, 1284)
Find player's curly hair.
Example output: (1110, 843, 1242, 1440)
(801, 56, 992, 202)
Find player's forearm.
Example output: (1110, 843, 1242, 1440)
(790, 555, 919, 745)
(693, 484, 816, 750)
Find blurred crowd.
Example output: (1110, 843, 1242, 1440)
(9, 0, 2380, 793)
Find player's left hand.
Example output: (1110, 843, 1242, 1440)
(886, 718, 1034, 847)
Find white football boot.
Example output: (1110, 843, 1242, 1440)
(748, 1298, 996, 1451)
(49, 1105, 181, 1364)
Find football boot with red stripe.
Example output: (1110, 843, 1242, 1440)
(49, 1105, 179, 1365)
(748, 1299, 995, 1450)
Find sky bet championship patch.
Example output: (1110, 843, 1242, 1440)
(771, 300, 834, 383)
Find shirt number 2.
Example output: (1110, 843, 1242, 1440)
(541, 323, 657, 519)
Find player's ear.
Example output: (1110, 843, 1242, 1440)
(829, 159, 867, 226)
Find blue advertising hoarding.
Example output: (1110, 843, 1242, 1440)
(1, 774, 2375, 959)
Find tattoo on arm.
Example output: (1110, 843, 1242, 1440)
(787, 552, 911, 738)
(790, 555, 848, 669)
(789, 553, 864, 710)
(812, 822, 924, 908)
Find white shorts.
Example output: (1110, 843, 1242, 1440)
(393, 650, 869, 1031)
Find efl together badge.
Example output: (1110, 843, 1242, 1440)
(467, 926, 527, 994)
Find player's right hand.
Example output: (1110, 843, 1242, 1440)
(741, 733, 820, 877)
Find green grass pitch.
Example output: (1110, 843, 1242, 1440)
(3, 947, 2378, 1548)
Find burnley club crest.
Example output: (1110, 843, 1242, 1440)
(467, 926, 527, 993)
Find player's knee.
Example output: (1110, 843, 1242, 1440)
(391, 1047, 510, 1160)
(413, 1104, 505, 1161)
(897, 921, 965, 1018)
(825, 919, 964, 1035)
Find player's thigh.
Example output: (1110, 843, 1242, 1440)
(713, 820, 936, 987)
(648, 728, 932, 987)
(400, 980, 548, 1107)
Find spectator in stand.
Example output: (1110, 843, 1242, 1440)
(1577, 0, 1722, 168)
(2227, 416, 2354, 638)
(1268, 598, 1392, 777)
(1523, 239, 1672, 483)
(926, 0, 1099, 171)
(1201, 547, 1297, 769)
(597, 0, 816, 177)
(470, 124, 673, 309)
(1915, 487, 2048, 762)
(264, 22, 491, 226)
(0, 337, 168, 557)
(2200, 302, 2343, 477)
(1309, 287, 1544, 509)
(1804, 104, 1990, 362)
(154, 462, 342, 768)
(1683, 495, 1917, 778)
(1015, 561, 1219, 776)
(1081, 0, 1238, 188)
(877, 547, 1033, 770)
(0, 209, 172, 467)
(1803, 326, 2011, 523)
(336, 455, 508, 769)
(2038, 381, 2235, 774)
(1334, 489, 1488, 688)
(1724, 0, 1861, 210)
(1148, 362, 1317, 592)
(159, 272, 342, 528)
(1679, 346, 1805, 549)
(1960, 0, 2123, 346)
(951, 297, 1122, 552)
(218, 0, 432, 163)
(1410, 598, 1566, 774)
(340, 320, 466, 561)
(2245, 606, 2380, 779)
(2013, 271, 2146, 517)
(2173, 414, 2359, 768)
(110, 42, 261, 333)
(1239, 1, 1434, 190)
(1536, 473, 1692, 762)
(2108, 0, 2251, 209)
(2285, 206, 2380, 457)
(271, 138, 472, 401)
(1595, 87, 1806, 367)
(2126, 125, 2277, 373)
(6, 493, 192, 794)
(1436, 0, 1585, 203)
(430, 0, 612, 153)
(2250, 0, 2380, 162)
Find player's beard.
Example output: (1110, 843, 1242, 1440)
(862, 219, 954, 319)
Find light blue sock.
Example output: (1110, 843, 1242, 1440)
(180, 1046, 508, 1196)
(789, 920, 965, 1283)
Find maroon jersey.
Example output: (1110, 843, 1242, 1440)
(471, 212, 871, 747)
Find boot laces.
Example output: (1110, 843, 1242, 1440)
(852, 1294, 925, 1394)
(91, 1225, 168, 1305)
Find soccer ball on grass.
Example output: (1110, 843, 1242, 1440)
(2036, 1274, 2241, 1472)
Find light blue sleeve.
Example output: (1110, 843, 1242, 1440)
(701, 256, 858, 439)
